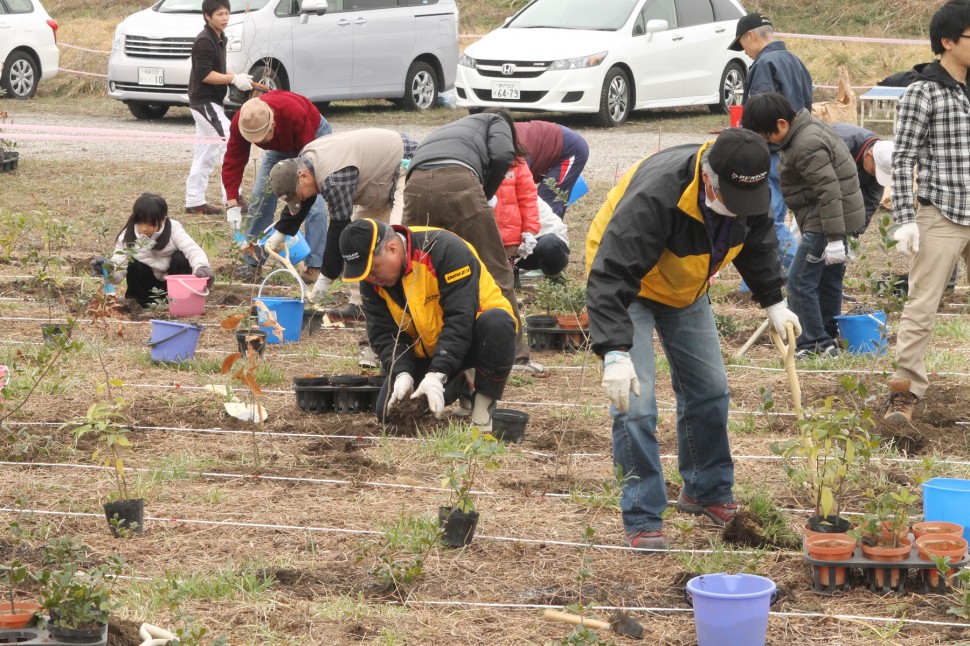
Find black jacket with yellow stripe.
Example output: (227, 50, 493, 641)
(361, 225, 515, 379)
(585, 142, 784, 357)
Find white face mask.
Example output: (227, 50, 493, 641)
(705, 193, 738, 217)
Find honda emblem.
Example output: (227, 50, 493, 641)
(502, 63, 516, 76)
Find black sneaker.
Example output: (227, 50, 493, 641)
(327, 303, 365, 321)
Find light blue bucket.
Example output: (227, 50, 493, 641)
(148, 320, 202, 363)
(835, 310, 887, 355)
(255, 269, 306, 344)
(567, 174, 588, 205)
(686, 573, 777, 646)
(259, 228, 311, 266)
(923, 478, 970, 539)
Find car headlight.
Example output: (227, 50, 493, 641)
(112, 27, 124, 51)
(458, 53, 476, 69)
(548, 52, 608, 71)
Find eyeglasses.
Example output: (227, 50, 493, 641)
(960, 34, 970, 40)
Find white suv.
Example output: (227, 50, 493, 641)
(0, 0, 59, 99)
(456, 0, 749, 127)
(107, 0, 459, 120)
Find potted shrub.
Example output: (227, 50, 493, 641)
(0, 507, 41, 629)
(35, 552, 124, 642)
(64, 401, 144, 537)
(30, 217, 76, 343)
(771, 398, 877, 536)
(438, 424, 504, 547)
(852, 483, 919, 589)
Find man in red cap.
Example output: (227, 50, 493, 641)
(222, 90, 332, 281)
(339, 219, 516, 431)
(585, 129, 800, 552)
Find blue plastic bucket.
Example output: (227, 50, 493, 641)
(835, 310, 887, 354)
(567, 174, 588, 205)
(254, 269, 306, 344)
(259, 229, 310, 266)
(686, 573, 777, 646)
(148, 320, 202, 363)
(923, 478, 970, 539)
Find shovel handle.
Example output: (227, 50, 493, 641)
(542, 610, 611, 630)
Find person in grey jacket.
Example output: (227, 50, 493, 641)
(743, 93, 864, 359)
(404, 113, 539, 372)
(831, 123, 894, 234)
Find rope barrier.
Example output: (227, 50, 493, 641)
(58, 42, 111, 54)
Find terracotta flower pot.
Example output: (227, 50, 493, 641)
(861, 536, 912, 588)
(0, 601, 41, 629)
(915, 534, 968, 588)
(805, 533, 856, 588)
(556, 314, 588, 351)
(913, 521, 964, 540)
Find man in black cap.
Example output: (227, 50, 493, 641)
(585, 129, 801, 552)
(728, 12, 813, 274)
(339, 219, 517, 431)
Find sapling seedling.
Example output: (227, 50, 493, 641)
(64, 400, 134, 503)
(440, 424, 504, 515)
(0, 501, 42, 618)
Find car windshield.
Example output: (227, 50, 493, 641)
(155, 0, 270, 14)
(508, 0, 639, 31)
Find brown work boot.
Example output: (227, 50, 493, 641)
(885, 379, 918, 422)
(185, 203, 223, 215)
(301, 267, 321, 284)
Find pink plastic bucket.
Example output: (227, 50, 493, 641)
(166, 274, 209, 317)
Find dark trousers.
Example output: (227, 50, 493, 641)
(537, 127, 589, 219)
(404, 166, 527, 361)
(788, 232, 844, 351)
(375, 308, 516, 422)
(125, 251, 190, 307)
(516, 235, 569, 276)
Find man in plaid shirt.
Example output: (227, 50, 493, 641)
(885, 0, 970, 422)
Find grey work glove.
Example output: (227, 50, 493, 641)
(412, 372, 446, 416)
(388, 373, 415, 409)
(310, 275, 333, 301)
(194, 266, 216, 288)
(602, 351, 639, 413)
(89, 257, 108, 278)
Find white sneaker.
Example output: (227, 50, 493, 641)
(358, 345, 380, 369)
(511, 360, 545, 375)
(452, 396, 473, 418)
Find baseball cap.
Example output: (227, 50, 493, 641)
(728, 13, 772, 51)
(269, 158, 304, 214)
(238, 98, 274, 143)
(871, 140, 894, 186)
(340, 219, 390, 282)
(707, 129, 770, 217)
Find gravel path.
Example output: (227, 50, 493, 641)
(5, 106, 713, 183)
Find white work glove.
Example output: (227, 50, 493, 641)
(487, 196, 498, 208)
(231, 73, 253, 92)
(893, 222, 920, 258)
(309, 275, 333, 300)
(766, 302, 802, 342)
(264, 230, 287, 253)
(517, 232, 538, 259)
(823, 240, 847, 265)
(602, 351, 639, 413)
(226, 206, 242, 230)
(411, 372, 446, 415)
(388, 373, 415, 409)
(789, 220, 802, 245)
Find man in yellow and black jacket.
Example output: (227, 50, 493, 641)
(585, 129, 801, 553)
(340, 219, 517, 432)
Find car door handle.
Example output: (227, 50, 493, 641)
(715, 27, 726, 33)
(337, 18, 352, 26)
(354, 17, 367, 25)
(672, 35, 684, 41)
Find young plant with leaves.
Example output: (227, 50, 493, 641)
(65, 401, 134, 503)
(440, 425, 504, 514)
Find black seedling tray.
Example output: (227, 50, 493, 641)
(294, 385, 381, 414)
(526, 327, 590, 352)
(803, 534, 969, 595)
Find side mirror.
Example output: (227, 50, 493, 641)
(643, 19, 668, 42)
(300, 0, 329, 17)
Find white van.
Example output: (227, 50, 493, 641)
(107, 0, 458, 119)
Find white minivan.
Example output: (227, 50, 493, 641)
(107, 0, 458, 119)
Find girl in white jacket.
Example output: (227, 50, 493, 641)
(93, 193, 215, 306)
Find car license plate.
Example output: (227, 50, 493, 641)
(491, 81, 520, 100)
(138, 67, 164, 87)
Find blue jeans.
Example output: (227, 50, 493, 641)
(787, 231, 844, 351)
(244, 117, 332, 267)
(612, 296, 735, 533)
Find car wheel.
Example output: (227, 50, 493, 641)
(126, 102, 169, 120)
(401, 61, 438, 111)
(1, 51, 40, 100)
(596, 67, 631, 128)
(250, 63, 287, 92)
(709, 62, 745, 114)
